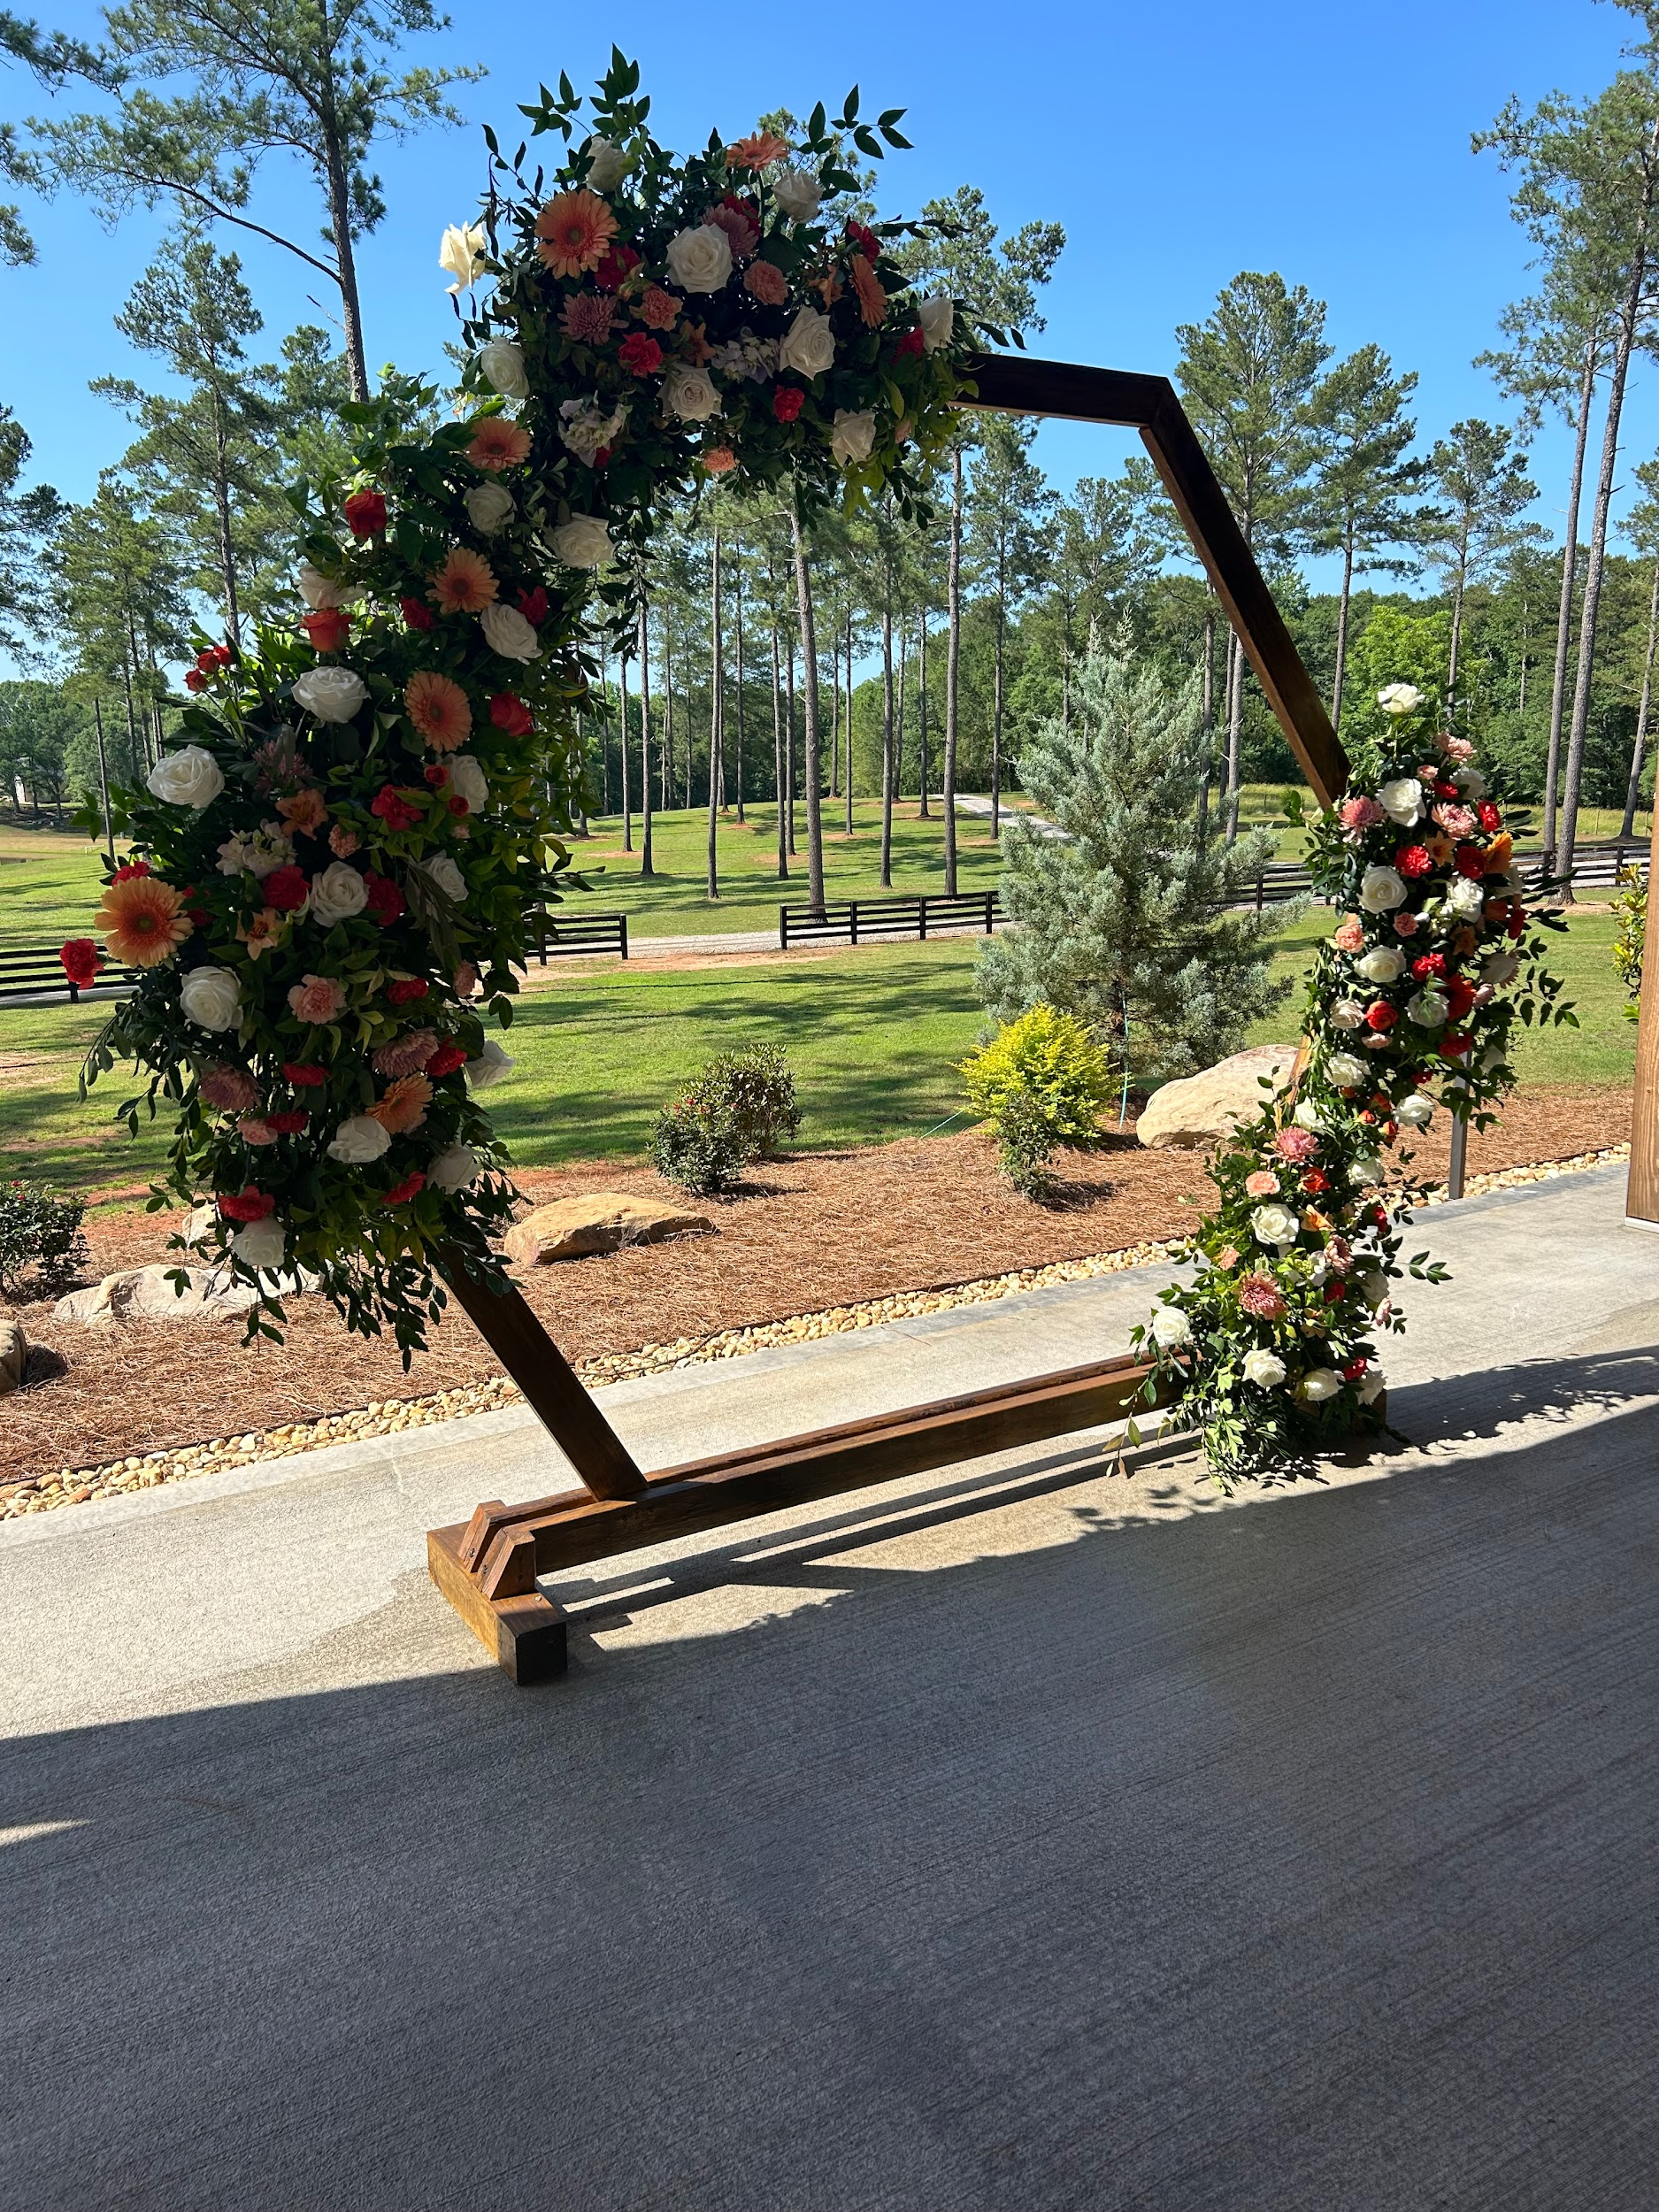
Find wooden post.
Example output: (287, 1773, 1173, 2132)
(1627, 814, 1659, 1226)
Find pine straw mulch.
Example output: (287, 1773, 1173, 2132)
(0, 1083, 1632, 1488)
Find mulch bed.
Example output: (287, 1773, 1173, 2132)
(0, 1084, 1632, 1487)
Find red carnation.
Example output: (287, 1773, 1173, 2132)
(618, 331, 664, 376)
(1439, 1030, 1472, 1060)
(59, 938, 100, 989)
(1395, 844, 1432, 878)
(283, 1062, 329, 1087)
(371, 785, 423, 833)
(1343, 1356, 1369, 1382)
(111, 861, 150, 881)
(401, 595, 436, 632)
(262, 864, 310, 912)
(265, 1110, 309, 1134)
(344, 488, 388, 537)
(363, 870, 405, 925)
(184, 667, 208, 692)
(593, 242, 641, 292)
(895, 325, 926, 359)
(1478, 800, 1502, 832)
(386, 977, 430, 1005)
(426, 1042, 468, 1078)
(217, 1186, 275, 1223)
(383, 1170, 426, 1207)
(301, 607, 351, 653)
(1454, 845, 1486, 879)
(1365, 1000, 1398, 1031)
(488, 691, 534, 736)
(772, 383, 805, 422)
(516, 586, 549, 627)
(1410, 952, 1447, 980)
(1445, 978, 1477, 1021)
(1325, 1282, 1347, 1304)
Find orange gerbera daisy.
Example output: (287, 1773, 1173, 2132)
(405, 670, 472, 753)
(849, 252, 887, 328)
(465, 419, 533, 472)
(731, 130, 788, 171)
(367, 1071, 432, 1135)
(96, 872, 192, 967)
(534, 189, 618, 278)
(427, 547, 498, 614)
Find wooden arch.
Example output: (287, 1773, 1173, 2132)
(427, 351, 1659, 1682)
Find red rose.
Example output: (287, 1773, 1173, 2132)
(1410, 953, 1447, 980)
(401, 595, 436, 632)
(371, 785, 422, 833)
(424, 764, 449, 787)
(488, 691, 534, 737)
(211, 644, 234, 668)
(1343, 1356, 1369, 1382)
(515, 587, 549, 627)
(343, 488, 388, 537)
(618, 331, 664, 376)
(1507, 908, 1525, 939)
(383, 1171, 426, 1207)
(363, 871, 405, 925)
(59, 938, 100, 988)
(446, 795, 469, 817)
(301, 607, 351, 653)
(846, 219, 879, 260)
(1478, 800, 1502, 832)
(184, 667, 208, 692)
(594, 242, 641, 292)
(426, 1042, 468, 1078)
(772, 383, 805, 422)
(265, 1110, 309, 1134)
(283, 1062, 329, 1087)
(1395, 844, 1432, 878)
(1445, 978, 1477, 1021)
(895, 325, 926, 359)
(217, 1187, 275, 1223)
(1365, 1000, 1398, 1030)
(1434, 779, 1460, 800)
(262, 864, 310, 912)
(386, 977, 430, 1006)
(591, 446, 612, 469)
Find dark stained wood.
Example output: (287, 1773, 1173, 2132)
(426, 1523, 569, 1684)
(437, 1245, 646, 1501)
(1629, 807, 1659, 1224)
(962, 354, 1349, 810)
(480, 1525, 541, 1600)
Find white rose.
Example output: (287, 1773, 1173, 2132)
(585, 135, 632, 192)
(1294, 1101, 1326, 1132)
(465, 481, 516, 535)
(664, 362, 721, 422)
(296, 562, 362, 611)
(1481, 949, 1519, 987)
(549, 515, 613, 570)
(1251, 1202, 1301, 1248)
(480, 601, 541, 660)
(327, 1114, 392, 1164)
(308, 861, 369, 928)
(1376, 682, 1424, 717)
(1301, 1367, 1343, 1402)
(1357, 1368, 1386, 1405)
(429, 1142, 480, 1193)
(1326, 1052, 1368, 1089)
(830, 408, 877, 467)
(664, 223, 733, 293)
(1242, 1348, 1287, 1389)
(293, 665, 368, 725)
(1396, 1093, 1435, 1127)
(1355, 945, 1407, 985)
(1350, 1156, 1385, 1186)
(180, 965, 241, 1032)
(1331, 999, 1366, 1030)
(233, 1216, 287, 1273)
(465, 1037, 514, 1090)
(478, 337, 529, 400)
(1150, 1304, 1192, 1348)
(779, 305, 835, 378)
(148, 744, 225, 810)
(771, 166, 823, 221)
(1445, 876, 1486, 919)
(440, 221, 488, 293)
(446, 755, 488, 812)
(917, 293, 955, 351)
(1359, 864, 1407, 912)
(1453, 765, 1487, 798)
(1378, 776, 1424, 826)
(418, 854, 467, 904)
(1406, 989, 1448, 1028)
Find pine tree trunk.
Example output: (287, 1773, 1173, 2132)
(895, 620, 907, 807)
(1225, 630, 1243, 842)
(638, 603, 655, 877)
(771, 610, 787, 879)
(1624, 553, 1659, 840)
(210, 388, 242, 646)
(1448, 522, 1470, 724)
(944, 447, 963, 893)
(791, 501, 826, 914)
(619, 652, 632, 853)
(1197, 596, 1216, 842)
(992, 592, 1005, 839)
(785, 633, 797, 853)
(844, 613, 854, 835)
(1331, 531, 1355, 733)
(708, 528, 721, 899)
(880, 570, 895, 887)
(316, 49, 370, 403)
(1545, 327, 1600, 856)
(733, 559, 745, 822)
(662, 622, 673, 811)
(918, 616, 929, 816)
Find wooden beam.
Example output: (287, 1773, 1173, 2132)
(1627, 812, 1659, 1225)
(426, 1521, 569, 1685)
(962, 354, 1349, 809)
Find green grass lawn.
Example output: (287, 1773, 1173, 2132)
(0, 821, 109, 946)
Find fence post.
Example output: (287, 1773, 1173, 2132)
(780, 904, 789, 953)
(1256, 873, 1264, 915)
(850, 901, 859, 947)
(618, 914, 628, 961)
(918, 896, 928, 941)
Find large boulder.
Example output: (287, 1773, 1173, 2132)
(0, 1316, 26, 1394)
(503, 1191, 715, 1265)
(1137, 1045, 1300, 1150)
(53, 1263, 311, 1326)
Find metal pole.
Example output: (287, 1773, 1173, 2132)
(1447, 1084, 1468, 1202)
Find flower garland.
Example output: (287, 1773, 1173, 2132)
(64, 65, 979, 1360)
(1133, 684, 1573, 1485)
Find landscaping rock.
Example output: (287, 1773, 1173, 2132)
(52, 1263, 312, 1326)
(1136, 1045, 1300, 1150)
(0, 1316, 27, 1394)
(503, 1191, 715, 1265)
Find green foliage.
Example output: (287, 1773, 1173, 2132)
(650, 1041, 801, 1194)
(959, 1002, 1113, 1197)
(1612, 864, 1647, 1014)
(0, 1179, 88, 1298)
(1347, 604, 1452, 730)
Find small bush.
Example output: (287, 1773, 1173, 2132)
(1613, 864, 1646, 1017)
(650, 1044, 803, 1196)
(959, 1004, 1116, 1199)
(1280, 786, 1306, 829)
(0, 1180, 89, 1299)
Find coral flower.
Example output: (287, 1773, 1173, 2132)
(743, 259, 788, 306)
(465, 418, 533, 472)
(405, 670, 472, 751)
(97, 873, 192, 967)
(278, 788, 328, 836)
(489, 691, 534, 737)
(638, 285, 680, 331)
(368, 1071, 432, 1134)
(701, 446, 736, 473)
(1481, 831, 1513, 878)
(1244, 1170, 1280, 1198)
(428, 548, 498, 614)
(849, 252, 887, 327)
(301, 607, 351, 653)
(731, 129, 788, 171)
(59, 937, 100, 989)
(534, 188, 618, 277)
(288, 973, 347, 1024)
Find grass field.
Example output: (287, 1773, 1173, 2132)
(0, 908, 1633, 1201)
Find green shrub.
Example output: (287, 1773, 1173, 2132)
(1613, 864, 1646, 1018)
(0, 1180, 89, 1299)
(649, 1044, 803, 1196)
(959, 1004, 1116, 1199)
(1280, 786, 1306, 829)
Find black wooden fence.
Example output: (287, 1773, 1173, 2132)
(780, 889, 1002, 950)
(526, 910, 629, 962)
(0, 944, 135, 1003)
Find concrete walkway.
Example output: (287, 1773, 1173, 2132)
(4, 1164, 1657, 2208)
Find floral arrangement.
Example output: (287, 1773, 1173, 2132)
(1133, 683, 1573, 1485)
(63, 62, 979, 1360)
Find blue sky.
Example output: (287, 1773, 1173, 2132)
(3, 0, 1648, 583)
